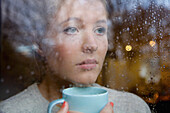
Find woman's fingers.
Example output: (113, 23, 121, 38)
(69, 111, 82, 113)
(57, 101, 113, 113)
(57, 101, 69, 113)
(100, 102, 114, 113)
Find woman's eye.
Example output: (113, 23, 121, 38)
(63, 27, 78, 35)
(94, 27, 106, 36)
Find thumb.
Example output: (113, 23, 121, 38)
(57, 101, 69, 113)
(100, 102, 114, 113)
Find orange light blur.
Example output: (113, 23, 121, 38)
(125, 45, 132, 51)
(149, 41, 156, 47)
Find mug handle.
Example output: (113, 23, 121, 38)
(47, 98, 65, 113)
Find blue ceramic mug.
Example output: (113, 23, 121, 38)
(47, 87, 108, 113)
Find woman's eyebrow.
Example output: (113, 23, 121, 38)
(59, 17, 82, 25)
(95, 20, 107, 24)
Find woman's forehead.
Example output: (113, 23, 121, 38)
(63, 0, 105, 11)
(55, 0, 107, 24)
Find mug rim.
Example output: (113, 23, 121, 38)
(62, 87, 108, 97)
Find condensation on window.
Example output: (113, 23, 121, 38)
(1, 0, 170, 113)
(100, 0, 170, 112)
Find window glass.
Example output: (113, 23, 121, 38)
(1, 0, 169, 112)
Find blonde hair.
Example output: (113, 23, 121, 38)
(45, 0, 109, 22)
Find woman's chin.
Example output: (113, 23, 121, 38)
(71, 79, 96, 87)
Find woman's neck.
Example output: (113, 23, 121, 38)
(38, 75, 72, 102)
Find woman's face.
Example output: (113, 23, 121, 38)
(44, 0, 108, 85)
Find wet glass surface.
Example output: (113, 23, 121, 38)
(1, 0, 170, 112)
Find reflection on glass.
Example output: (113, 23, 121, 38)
(1, 0, 170, 113)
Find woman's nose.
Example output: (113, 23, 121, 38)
(82, 35, 98, 54)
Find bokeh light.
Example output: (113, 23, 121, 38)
(125, 45, 132, 51)
(149, 41, 156, 47)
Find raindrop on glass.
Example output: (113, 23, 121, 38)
(104, 62, 108, 66)
(19, 76, 23, 80)
(31, 71, 35, 75)
(106, 85, 110, 88)
(136, 88, 139, 91)
(0, 78, 4, 83)
(121, 87, 124, 90)
(6, 89, 10, 94)
(69, 84, 73, 87)
(6, 65, 11, 70)
(124, 19, 127, 22)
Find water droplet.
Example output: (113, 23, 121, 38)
(69, 84, 73, 87)
(104, 62, 108, 66)
(19, 76, 23, 80)
(0, 78, 4, 83)
(106, 85, 110, 88)
(55, 52, 59, 57)
(62, 85, 65, 89)
(31, 71, 35, 75)
(6, 89, 10, 94)
(124, 19, 127, 22)
(136, 88, 139, 91)
(6, 65, 11, 70)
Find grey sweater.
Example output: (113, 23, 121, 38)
(0, 83, 151, 113)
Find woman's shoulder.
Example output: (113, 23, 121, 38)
(94, 83, 151, 113)
(0, 83, 48, 113)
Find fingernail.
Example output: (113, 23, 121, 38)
(110, 102, 114, 107)
(61, 101, 66, 108)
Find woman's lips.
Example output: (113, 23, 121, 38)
(76, 59, 98, 70)
(78, 64, 97, 70)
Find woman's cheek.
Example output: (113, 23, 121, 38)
(101, 40, 108, 54)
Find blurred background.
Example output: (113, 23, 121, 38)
(1, 0, 170, 113)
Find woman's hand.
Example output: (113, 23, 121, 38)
(57, 101, 69, 113)
(100, 102, 114, 113)
(57, 101, 114, 113)
(57, 101, 81, 113)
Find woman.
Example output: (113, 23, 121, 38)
(0, 0, 151, 113)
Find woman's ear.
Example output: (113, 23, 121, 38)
(32, 43, 48, 83)
(33, 43, 46, 61)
